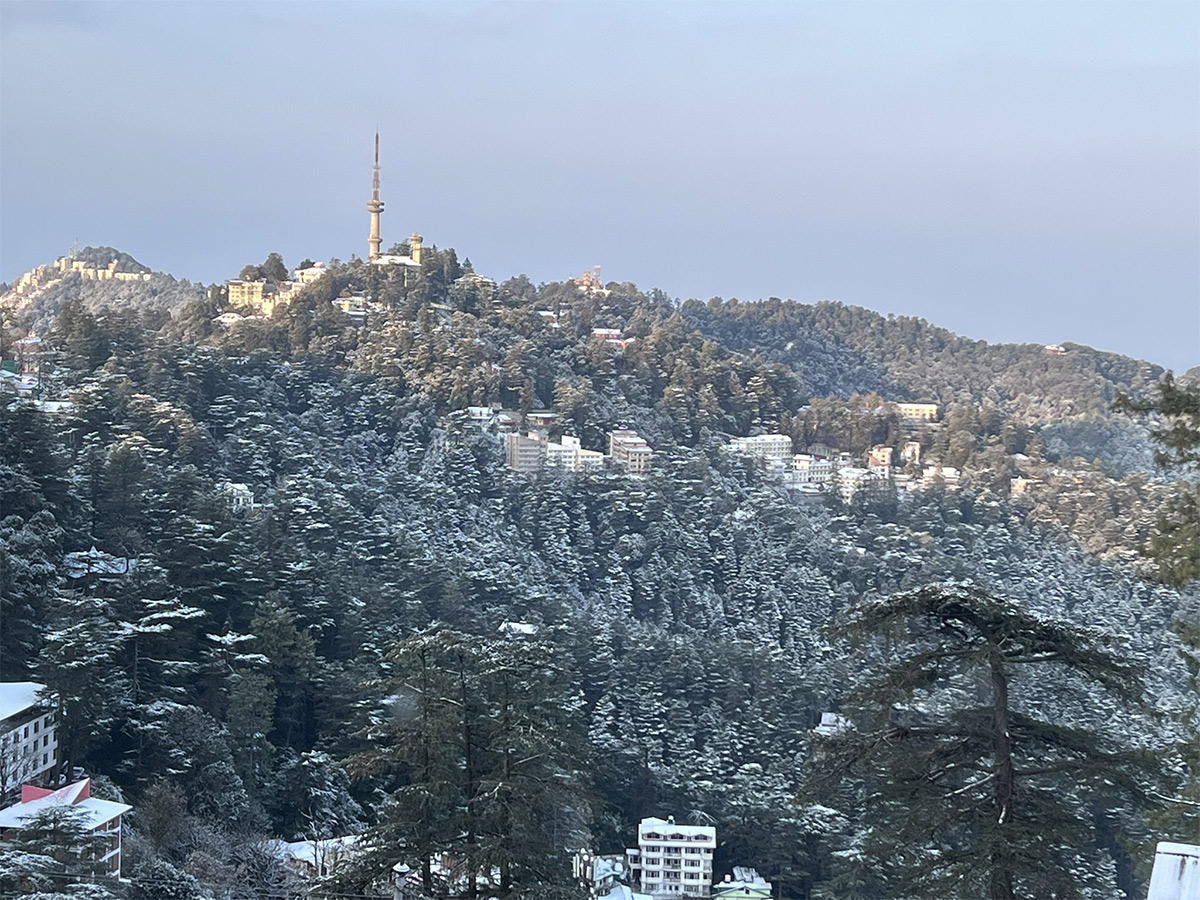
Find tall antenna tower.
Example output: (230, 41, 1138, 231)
(367, 133, 385, 261)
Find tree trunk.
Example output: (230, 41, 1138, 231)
(460, 654, 477, 899)
(989, 647, 1015, 900)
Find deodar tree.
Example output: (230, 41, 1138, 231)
(805, 582, 1159, 900)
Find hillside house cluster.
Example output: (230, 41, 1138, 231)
(506, 429, 652, 476)
(729, 433, 960, 501)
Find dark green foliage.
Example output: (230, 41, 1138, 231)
(344, 629, 588, 897)
(804, 582, 1158, 900)
(127, 859, 204, 900)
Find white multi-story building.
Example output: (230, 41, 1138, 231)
(789, 453, 834, 485)
(728, 434, 792, 465)
(0, 683, 57, 796)
(627, 816, 716, 898)
(835, 466, 876, 502)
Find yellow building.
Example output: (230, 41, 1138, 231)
(896, 402, 939, 423)
(227, 280, 266, 308)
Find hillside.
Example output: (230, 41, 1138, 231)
(0, 246, 206, 336)
(0, 247, 1195, 899)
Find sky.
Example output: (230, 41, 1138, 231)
(1, 0, 1197, 372)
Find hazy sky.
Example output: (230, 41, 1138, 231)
(2, 1, 1197, 371)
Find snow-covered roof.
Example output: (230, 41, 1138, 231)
(639, 816, 716, 844)
(498, 621, 539, 637)
(372, 254, 421, 268)
(0, 780, 131, 831)
(63, 546, 137, 579)
(0, 682, 49, 725)
(276, 834, 362, 867)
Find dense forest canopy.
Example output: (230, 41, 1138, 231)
(0, 248, 1194, 899)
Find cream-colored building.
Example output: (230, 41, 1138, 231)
(866, 445, 893, 471)
(294, 263, 328, 285)
(609, 430, 653, 475)
(54, 257, 150, 282)
(507, 433, 604, 474)
(227, 279, 305, 316)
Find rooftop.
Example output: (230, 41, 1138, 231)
(0, 682, 49, 724)
(0, 780, 131, 832)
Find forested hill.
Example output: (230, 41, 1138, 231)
(1, 246, 206, 337)
(0, 248, 1194, 899)
(680, 297, 1165, 421)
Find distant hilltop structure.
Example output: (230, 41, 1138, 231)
(367, 132, 424, 271)
(3, 246, 153, 307)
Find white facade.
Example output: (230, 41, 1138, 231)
(627, 816, 715, 898)
(835, 466, 875, 502)
(729, 434, 792, 463)
(0, 683, 57, 795)
(1147, 842, 1200, 900)
(790, 454, 833, 485)
(922, 465, 961, 489)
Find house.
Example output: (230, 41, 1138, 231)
(575, 849, 654, 900)
(834, 466, 875, 502)
(294, 262, 328, 285)
(0, 683, 57, 796)
(609, 430, 653, 475)
(626, 816, 715, 898)
(922, 465, 961, 489)
(218, 482, 255, 513)
(713, 867, 772, 898)
(814, 712, 851, 736)
(507, 433, 548, 472)
(0, 779, 131, 877)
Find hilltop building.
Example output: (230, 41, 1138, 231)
(626, 816, 715, 898)
(0, 683, 57, 796)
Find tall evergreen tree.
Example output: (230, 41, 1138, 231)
(804, 582, 1159, 900)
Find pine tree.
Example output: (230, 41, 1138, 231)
(804, 581, 1160, 900)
